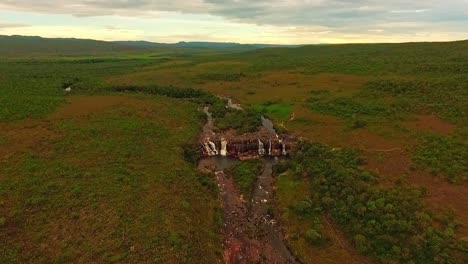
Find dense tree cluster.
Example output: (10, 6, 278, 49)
(414, 135, 467, 183)
(215, 108, 262, 134)
(286, 142, 461, 263)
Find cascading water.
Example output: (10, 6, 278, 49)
(204, 142, 215, 156)
(220, 138, 228, 156)
(208, 139, 219, 155)
(198, 97, 298, 263)
(280, 140, 287, 156)
(268, 140, 272, 156)
(258, 140, 266, 156)
(200, 99, 291, 158)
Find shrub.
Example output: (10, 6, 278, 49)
(349, 119, 367, 129)
(287, 142, 461, 263)
(215, 108, 262, 134)
(414, 135, 467, 183)
(229, 160, 262, 198)
(305, 228, 322, 245)
(182, 142, 200, 164)
(309, 97, 387, 119)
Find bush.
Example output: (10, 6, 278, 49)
(198, 72, 246, 82)
(182, 142, 200, 164)
(414, 135, 467, 182)
(215, 108, 262, 134)
(111, 85, 219, 104)
(291, 200, 313, 216)
(309, 97, 387, 119)
(349, 119, 367, 129)
(196, 172, 217, 193)
(229, 160, 262, 198)
(273, 161, 291, 175)
(305, 228, 322, 245)
(288, 142, 461, 263)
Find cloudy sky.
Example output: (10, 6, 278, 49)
(0, 0, 467, 44)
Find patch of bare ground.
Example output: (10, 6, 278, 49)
(196, 71, 367, 104)
(51, 95, 153, 119)
(404, 114, 455, 135)
(410, 171, 468, 237)
(287, 112, 468, 238)
(346, 129, 408, 183)
(0, 121, 56, 162)
(286, 106, 346, 146)
(347, 129, 468, 237)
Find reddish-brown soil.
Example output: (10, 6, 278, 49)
(198, 71, 367, 105)
(51, 95, 153, 119)
(199, 158, 298, 264)
(0, 120, 57, 162)
(286, 106, 346, 145)
(106, 66, 368, 106)
(285, 110, 468, 238)
(404, 114, 455, 135)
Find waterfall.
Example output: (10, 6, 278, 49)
(268, 140, 272, 156)
(220, 138, 228, 156)
(258, 140, 266, 156)
(204, 143, 215, 156)
(208, 139, 219, 155)
(280, 140, 287, 155)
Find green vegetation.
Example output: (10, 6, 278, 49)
(364, 78, 467, 124)
(254, 101, 292, 121)
(215, 108, 262, 134)
(280, 142, 462, 263)
(229, 160, 262, 198)
(197, 72, 246, 82)
(414, 135, 468, 182)
(0, 98, 222, 263)
(309, 97, 388, 119)
(1, 37, 467, 263)
(307, 96, 389, 129)
(0, 57, 155, 122)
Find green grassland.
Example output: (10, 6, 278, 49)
(0, 96, 223, 262)
(1, 37, 467, 263)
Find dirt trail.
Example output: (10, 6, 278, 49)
(199, 158, 297, 264)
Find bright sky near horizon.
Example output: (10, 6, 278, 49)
(0, 1, 467, 44)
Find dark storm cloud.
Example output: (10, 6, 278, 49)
(0, 0, 467, 34)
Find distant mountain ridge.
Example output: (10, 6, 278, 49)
(0, 35, 299, 55)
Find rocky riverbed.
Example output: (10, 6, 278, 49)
(197, 99, 299, 263)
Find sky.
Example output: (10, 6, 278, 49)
(0, 0, 467, 44)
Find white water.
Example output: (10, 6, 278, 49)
(258, 140, 266, 156)
(204, 143, 215, 156)
(281, 141, 287, 156)
(220, 138, 228, 156)
(208, 139, 219, 155)
(268, 140, 272, 156)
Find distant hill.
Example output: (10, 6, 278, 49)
(0, 35, 150, 55)
(0, 35, 298, 55)
(172, 41, 298, 49)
